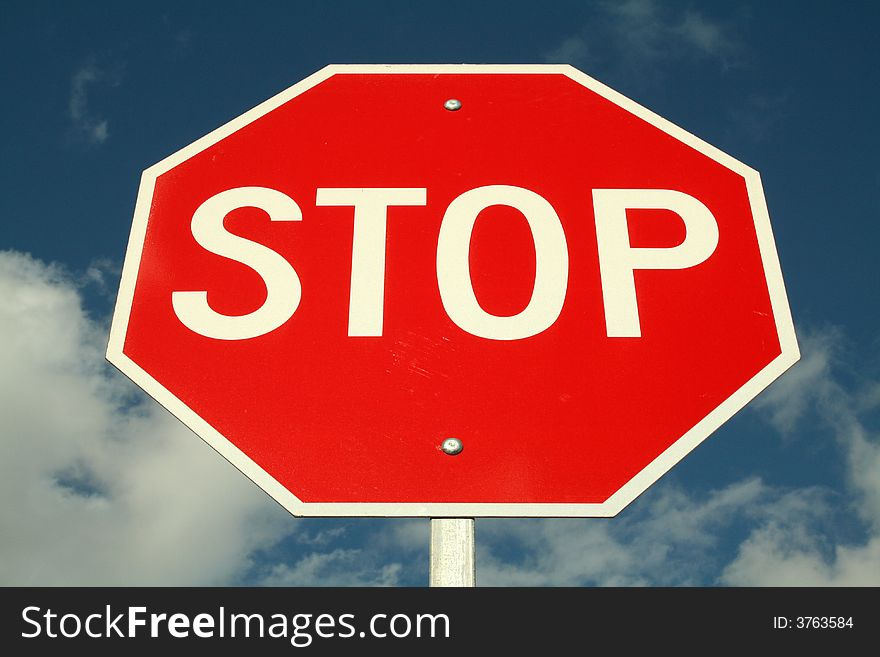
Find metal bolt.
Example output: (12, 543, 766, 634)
(441, 437, 463, 455)
(444, 98, 462, 111)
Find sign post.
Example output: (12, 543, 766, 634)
(108, 65, 798, 583)
(430, 519, 475, 587)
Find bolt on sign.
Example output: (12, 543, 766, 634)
(107, 65, 799, 517)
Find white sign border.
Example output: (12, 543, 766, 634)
(106, 64, 800, 517)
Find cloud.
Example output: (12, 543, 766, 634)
(260, 549, 404, 587)
(3, 247, 876, 587)
(751, 328, 880, 529)
(0, 248, 434, 587)
(722, 527, 880, 586)
(674, 10, 738, 58)
(476, 328, 880, 586)
(80, 257, 120, 300)
(728, 93, 790, 143)
(751, 328, 840, 436)
(255, 519, 428, 586)
(477, 474, 877, 588)
(0, 250, 294, 585)
(543, 1, 741, 73)
(718, 328, 880, 585)
(544, 36, 592, 68)
(69, 60, 117, 145)
(476, 480, 830, 586)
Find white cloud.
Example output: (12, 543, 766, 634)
(476, 328, 880, 586)
(80, 257, 120, 297)
(751, 329, 839, 435)
(543, 1, 741, 72)
(751, 328, 880, 529)
(69, 60, 114, 144)
(544, 36, 591, 66)
(476, 480, 824, 586)
(0, 250, 294, 585)
(260, 549, 404, 587)
(3, 247, 876, 587)
(257, 519, 427, 586)
(600, 0, 668, 64)
(0, 249, 434, 586)
(722, 528, 880, 586)
(675, 10, 737, 58)
(728, 93, 790, 143)
(717, 328, 880, 585)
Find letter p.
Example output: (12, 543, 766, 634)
(593, 189, 719, 337)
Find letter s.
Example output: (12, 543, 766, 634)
(172, 187, 302, 340)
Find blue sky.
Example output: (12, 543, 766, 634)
(1, 0, 878, 585)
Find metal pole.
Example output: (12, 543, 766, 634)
(429, 518, 475, 587)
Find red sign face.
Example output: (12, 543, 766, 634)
(108, 65, 798, 516)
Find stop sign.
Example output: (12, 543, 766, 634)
(107, 65, 798, 517)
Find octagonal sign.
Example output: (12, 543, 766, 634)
(107, 65, 799, 517)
